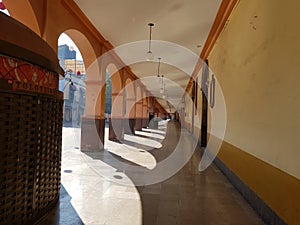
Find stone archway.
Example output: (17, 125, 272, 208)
(56, 30, 102, 152)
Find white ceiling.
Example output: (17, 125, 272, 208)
(74, 0, 221, 112)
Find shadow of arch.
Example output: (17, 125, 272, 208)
(3, 0, 41, 35)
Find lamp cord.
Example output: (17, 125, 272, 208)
(157, 57, 161, 76)
(148, 23, 154, 53)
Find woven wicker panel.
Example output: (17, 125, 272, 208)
(0, 90, 63, 225)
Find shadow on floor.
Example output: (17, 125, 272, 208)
(36, 185, 84, 225)
(136, 148, 265, 225)
(82, 121, 184, 177)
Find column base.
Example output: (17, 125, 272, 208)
(81, 116, 105, 151)
(134, 118, 143, 131)
(109, 117, 124, 142)
(124, 118, 135, 135)
(142, 118, 149, 128)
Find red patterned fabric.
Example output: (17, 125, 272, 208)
(0, 54, 59, 94)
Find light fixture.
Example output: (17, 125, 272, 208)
(146, 23, 154, 61)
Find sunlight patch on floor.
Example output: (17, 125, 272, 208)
(107, 145, 157, 170)
(123, 134, 163, 149)
(134, 130, 165, 140)
(61, 128, 142, 225)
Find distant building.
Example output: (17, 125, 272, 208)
(58, 44, 76, 60)
(64, 59, 86, 75)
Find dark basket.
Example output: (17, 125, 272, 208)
(0, 89, 63, 225)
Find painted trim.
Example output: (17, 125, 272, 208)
(193, 132, 299, 225)
(185, 127, 294, 225)
(213, 155, 287, 225)
(185, 0, 239, 92)
(184, 118, 298, 225)
(216, 139, 300, 225)
(200, 0, 239, 60)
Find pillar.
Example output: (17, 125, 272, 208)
(134, 93, 143, 131)
(109, 91, 125, 141)
(142, 96, 149, 128)
(124, 97, 136, 135)
(81, 79, 106, 151)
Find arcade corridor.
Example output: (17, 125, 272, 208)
(1, 0, 300, 224)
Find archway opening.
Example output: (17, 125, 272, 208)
(58, 33, 86, 128)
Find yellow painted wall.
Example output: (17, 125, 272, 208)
(207, 0, 300, 224)
(209, 0, 300, 179)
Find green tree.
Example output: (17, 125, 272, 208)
(105, 71, 112, 114)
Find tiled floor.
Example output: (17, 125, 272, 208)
(38, 121, 264, 225)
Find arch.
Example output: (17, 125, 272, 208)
(57, 32, 89, 127)
(58, 31, 99, 116)
(3, 0, 41, 35)
(62, 29, 97, 69)
(57, 31, 102, 151)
